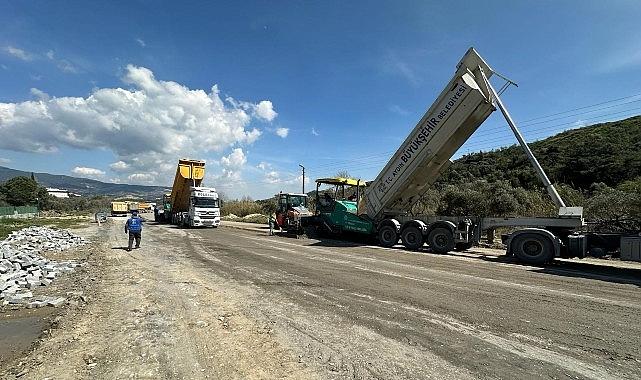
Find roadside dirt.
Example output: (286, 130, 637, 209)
(0, 219, 318, 380)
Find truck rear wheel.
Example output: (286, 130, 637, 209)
(427, 227, 455, 254)
(378, 225, 398, 247)
(401, 226, 424, 250)
(511, 233, 554, 265)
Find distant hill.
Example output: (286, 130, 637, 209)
(441, 115, 641, 189)
(0, 166, 169, 199)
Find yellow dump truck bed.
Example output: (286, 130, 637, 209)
(111, 201, 128, 215)
(170, 159, 206, 213)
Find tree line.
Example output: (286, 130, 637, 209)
(0, 175, 113, 213)
(421, 115, 641, 231)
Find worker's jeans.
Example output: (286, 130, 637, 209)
(128, 231, 142, 250)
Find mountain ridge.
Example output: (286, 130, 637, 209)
(0, 166, 169, 199)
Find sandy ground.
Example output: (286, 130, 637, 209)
(1, 219, 318, 379)
(1, 219, 640, 379)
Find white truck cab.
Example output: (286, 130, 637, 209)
(185, 186, 221, 227)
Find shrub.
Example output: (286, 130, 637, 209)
(221, 200, 263, 217)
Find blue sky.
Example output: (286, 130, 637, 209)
(1, 1, 641, 199)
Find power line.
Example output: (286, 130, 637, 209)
(305, 107, 641, 175)
(220, 91, 641, 190)
(306, 109, 641, 179)
(478, 98, 641, 134)
(303, 92, 641, 173)
(461, 107, 641, 150)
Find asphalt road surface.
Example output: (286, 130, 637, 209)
(185, 224, 641, 379)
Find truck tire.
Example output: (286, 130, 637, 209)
(427, 227, 455, 254)
(378, 225, 398, 247)
(511, 233, 554, 265)
(454, 242, 474, 251)
(401, 226, 424, 250)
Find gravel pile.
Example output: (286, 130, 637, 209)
(0, 226, 86, 308)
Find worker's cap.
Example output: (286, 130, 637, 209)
(131, 210, 139, 215)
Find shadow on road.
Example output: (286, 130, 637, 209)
(469, 253, 641, 287)
(306, 235, 641, 287)
(307, 233, 377, 247)
(533, 261, 641, 287)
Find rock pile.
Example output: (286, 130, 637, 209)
(0, 226, 86, 307)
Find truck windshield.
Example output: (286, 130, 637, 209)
(288, 196, 307, 207)
(193, 197, 219, 208)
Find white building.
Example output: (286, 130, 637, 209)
(46, 188, 71, 198)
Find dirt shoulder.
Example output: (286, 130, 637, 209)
(1, 219, 317, 380)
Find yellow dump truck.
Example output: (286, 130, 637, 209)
(111, 201, 128, 216)
(127, 202, 139, 213)
(169, 159, 220, 227)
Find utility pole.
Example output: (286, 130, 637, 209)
(299, 164, 305, 194)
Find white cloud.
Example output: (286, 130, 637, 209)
(275, 127, 289, 138)
(225, 97, 278, 123)
(109, 160, 130, 172)
(573, 119, 587, 129)
(382, 51, 420, 87)
(219, 148, 247, 182)
(255, 100, 277, 121)
(30, 88, 50, 101)
(262, 171, 309, 186)
(264, 170, 280, 184)
(136, 38, 146, 47)
(220, 148, 247, 168)
(256, 161, 271, 171)
(311, 128, 320, 136)
(0, 158, 11, 165)
(45, 50, 78, 73)
(57, 60, 78, 73)
(127, 173, 156, 183)
(3, 46, 33, 61)
(4, 47, 78, 73)
(72, 166, 105, 177)
(0, 65, 275, 185)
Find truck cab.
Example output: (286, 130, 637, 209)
(183, 187, 221, 228)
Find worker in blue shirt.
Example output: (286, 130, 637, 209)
(125, 210, 144, 251)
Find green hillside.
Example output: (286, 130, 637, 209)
(0, 166, 168, 198)
(442, 115, 641, 190)
(412, 115, 641, 227)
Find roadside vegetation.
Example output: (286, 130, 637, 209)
(428, 116, 641, 231)
(221, 197, 272, 224)
(0, 175, 103, 237)
(0, 217, 88, 239)
(221, 116, 641, 230)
